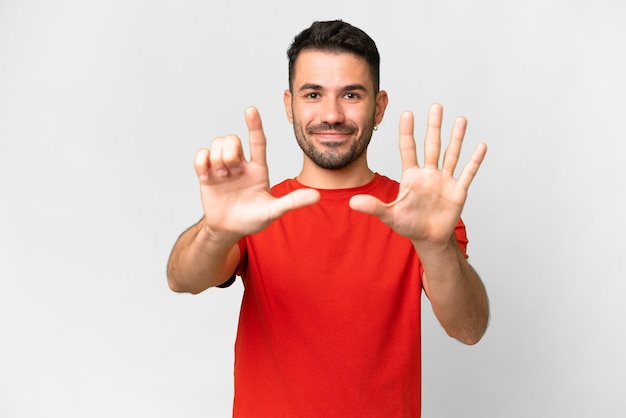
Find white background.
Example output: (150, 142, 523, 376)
(1, 1, 625, 417)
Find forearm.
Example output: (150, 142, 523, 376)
(167, 219, 240, 294)
(415, 235, 489, 345)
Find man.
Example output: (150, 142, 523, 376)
(167, 20, 489, 418)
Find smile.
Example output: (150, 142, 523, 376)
(313, 132, 352, 144)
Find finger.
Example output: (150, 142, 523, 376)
(424, 103, 443, 168)
(442, 116, 467, 175)
(268, 189, 321, 220)
(244, 106, 267, 166)
(222, 134, 245, 174)
(208, 137, 228, 177)
(399, 111, 419, 171)
(457, 142, 487, 190)
(194, 148, 211, 183)
(349, 194, 390, 221)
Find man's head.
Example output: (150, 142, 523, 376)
(287, 20, 381, 93)
(283, 21, 388, 172)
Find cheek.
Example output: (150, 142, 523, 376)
(346, 104, 375, 124)
(293, 106, 317, 126)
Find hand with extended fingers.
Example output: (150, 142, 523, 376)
(194, 107, 320, 242)
(350, 103, 487, 248)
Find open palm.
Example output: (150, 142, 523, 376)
(350, 104, 487, 247)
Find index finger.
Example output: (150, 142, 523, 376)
(244, 106, 267, 166)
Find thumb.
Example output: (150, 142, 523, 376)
(267, 188, 321, 220)
(349, 194, 388, 218)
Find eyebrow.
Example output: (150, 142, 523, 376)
(298, 83, 369, 93)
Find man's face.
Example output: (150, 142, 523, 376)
(284, 50, 387, 170)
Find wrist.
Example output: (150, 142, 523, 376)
(197, 219, 242, 249)
(411, 234, 463, 266)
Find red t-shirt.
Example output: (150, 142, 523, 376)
(234, 174, 468, 418)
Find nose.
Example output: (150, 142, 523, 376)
(320, 98, 345, 126)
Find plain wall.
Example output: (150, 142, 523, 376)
(1, 0, 625, 417)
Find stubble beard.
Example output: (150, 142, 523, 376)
(292, 118, 376, 170)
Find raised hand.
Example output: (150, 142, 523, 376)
(349, 103, 487, 248)
(194, 107, 320, 243)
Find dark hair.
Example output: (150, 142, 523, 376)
(287, 20, 380, 92)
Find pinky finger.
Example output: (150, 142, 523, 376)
(457, 142, 487, 190)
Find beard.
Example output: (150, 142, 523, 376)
(292, 117, 376, 170)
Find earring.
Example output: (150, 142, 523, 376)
(373, 125, 378, 131)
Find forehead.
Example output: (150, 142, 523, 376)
(292, 50, 374, 90)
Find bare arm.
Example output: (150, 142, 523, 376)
(167, 219, 241, 294)
(416, 236, 489, 345)
(350, 104, 489, 344)
(167, 107, 320, 294)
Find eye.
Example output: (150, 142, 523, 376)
(344, 92, 360, 100)
(305, 92, 320, 99)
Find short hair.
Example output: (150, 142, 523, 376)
(287, 20, 381, 92)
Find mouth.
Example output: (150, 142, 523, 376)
(313, 132, 352, 144)
(307, 124, 357, 145)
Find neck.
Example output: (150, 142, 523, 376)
(296, 157, 375, 189)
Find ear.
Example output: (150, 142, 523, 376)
(374, 90, 389, 126)
(283, 89, 294, 124)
